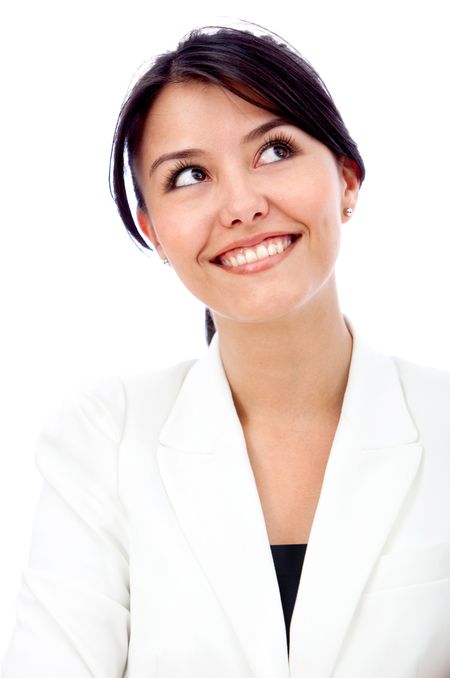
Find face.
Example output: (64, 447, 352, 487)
(135, 81, 359, 326)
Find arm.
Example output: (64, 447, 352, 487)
(2, 378, 130, 677)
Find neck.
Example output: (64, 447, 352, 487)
(212, 288, 353, 426)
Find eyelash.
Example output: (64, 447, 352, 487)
(162, 132, 298, 192)
(163, 159, 199, 192)
(260, 132, 297, 157)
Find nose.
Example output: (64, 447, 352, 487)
(216, 173, 269, 229)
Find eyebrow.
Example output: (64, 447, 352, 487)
(149, 117, 293, 176)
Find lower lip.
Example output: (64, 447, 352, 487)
(213, 235, 302, 275)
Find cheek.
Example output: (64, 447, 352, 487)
(284, 171, 342, 260)
(301, 172, 343, 227)
(269, 164, 334, 215)
(150, 206, 205, 260)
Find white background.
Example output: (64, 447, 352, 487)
(1, 0, 449, 656)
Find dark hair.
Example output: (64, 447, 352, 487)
(109, 24, 366, 344)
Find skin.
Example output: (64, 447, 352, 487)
(135, 80, 360, 431)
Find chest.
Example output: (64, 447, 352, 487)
(242, 416, 339, 545)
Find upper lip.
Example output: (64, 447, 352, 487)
(211, 231, 299, 261)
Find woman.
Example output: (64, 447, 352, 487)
(3, 25, 450, 678)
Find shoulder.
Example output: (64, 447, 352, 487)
(391, 354, 450, 440)
(120, 358, 197, 405)
(36, 358, 198, 480)
(57, 358, 197, 426)
(392, 355, 450, 409)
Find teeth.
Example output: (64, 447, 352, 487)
(220, 236, 294, 267)
(256, 244, 269, 259)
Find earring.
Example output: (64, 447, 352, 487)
(344, 207, 353, 216)
(162, 257, 169, 265)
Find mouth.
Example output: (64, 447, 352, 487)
(211, 233, 301, 271)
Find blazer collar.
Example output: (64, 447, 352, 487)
(158, 315, 418, 453)
(157, 316, 422, 678)
(158, 325, 236, 454)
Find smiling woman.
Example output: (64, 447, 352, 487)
(3, 23, 450, 678)
(110, 26, 365, 342)
(132, 81, 360, 326)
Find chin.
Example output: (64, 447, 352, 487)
(212, 298, 307, 327)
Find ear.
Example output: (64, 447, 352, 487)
(136, 208, 167, 260)
(337, 156, 360, 220)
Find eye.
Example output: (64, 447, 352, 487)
(175, 167, 207, 187)
(164, 161, 208, 191)
(258, 133, 297, 166)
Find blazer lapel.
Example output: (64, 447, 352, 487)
(289, 319, 423, 678)
(156, 318, 423, 678)
(156, 334, 290, 678)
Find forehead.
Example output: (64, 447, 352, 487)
(141, 81, 277, 148)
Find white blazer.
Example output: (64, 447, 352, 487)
(3, 317, 450, 678)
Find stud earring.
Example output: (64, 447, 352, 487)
(344, 207, 353, 216)
(162, 257, 169, 265)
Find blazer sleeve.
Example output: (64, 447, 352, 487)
(2, 377, 130, 678)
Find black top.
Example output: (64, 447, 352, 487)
(270, 544, 307, 655)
